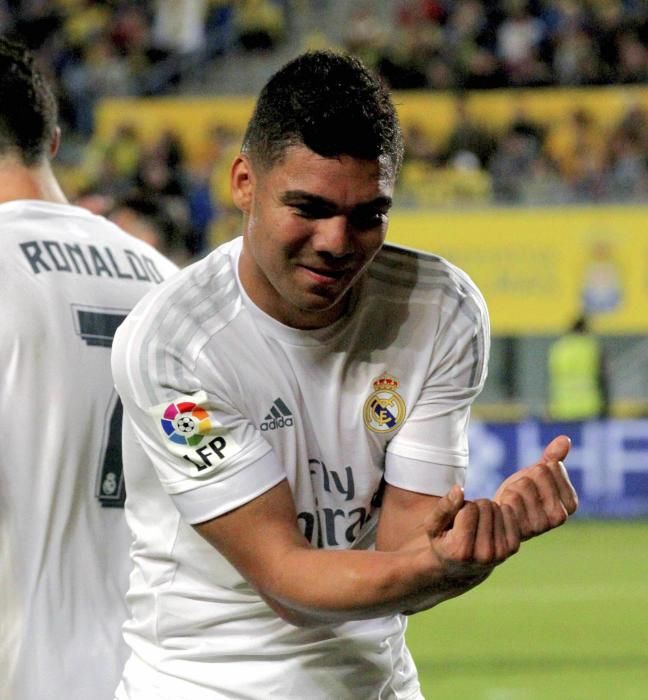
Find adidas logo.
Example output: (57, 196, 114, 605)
(260, 398, 294, 431)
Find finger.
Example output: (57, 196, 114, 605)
(496, 436, 573, 500)
(472, 499, 495, 564)
(499, 476, 549, 540)
(554, 461, 579, 514)
(446, 500, 479, 560)
(500, 503, 521, 555)
(541, 435, 571, 464)
(491, 504, 510, 562)
(495, 484, 530, 536)
(531, 463, 569, 529)
(424, 485, 465, 538)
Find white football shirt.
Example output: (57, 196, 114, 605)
(112, 235, 489, 699)
(0, 200, 177, 700)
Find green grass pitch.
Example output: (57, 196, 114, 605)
(406, 520, 648, 700)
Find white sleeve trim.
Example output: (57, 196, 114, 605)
(384, 453, 466, 496)
(171, 450, 287, 524)
(387, 440, 468, 467)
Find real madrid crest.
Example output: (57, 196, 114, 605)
(363, 373, 406, 433)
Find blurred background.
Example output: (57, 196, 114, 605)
(5, 0, 647, 697)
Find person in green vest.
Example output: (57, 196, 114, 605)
(548, 314, 609, 420)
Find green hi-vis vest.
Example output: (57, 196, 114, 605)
(548, 333, 604, 420)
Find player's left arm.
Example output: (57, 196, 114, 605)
(375, 274, 490, 551)
(373, 437, 578, 615)
(374, 484, 498, 611)
(376, 435, 578, 555)
(374, 271, 577, 593)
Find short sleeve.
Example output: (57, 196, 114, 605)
(385, 277, 490, 495)
(112, 294, 287, 523)
(121, 388, 286, 523)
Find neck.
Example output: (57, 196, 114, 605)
(0, 156, 68, 205)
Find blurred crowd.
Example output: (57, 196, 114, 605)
(398, 94, 648, 208)
(1, 0, 646, 264)
(0, 0, 290, 263)
(347, 0, 648, 90)
(0, 0, 285, 138)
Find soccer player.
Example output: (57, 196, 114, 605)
(0, 37, 177, 699)
(112, 51, 578, 699)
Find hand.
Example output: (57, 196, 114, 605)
(425, 486, 521, 584)
(493, 435, 578, 541)
(400, 487, 522, 614)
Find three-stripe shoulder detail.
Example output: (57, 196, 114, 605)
(131, 252, 241, 404)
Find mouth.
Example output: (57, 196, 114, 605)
(298, 264, 352, 284)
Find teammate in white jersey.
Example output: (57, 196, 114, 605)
(0, 37, 177, 699)
(112, 51, 578, 699)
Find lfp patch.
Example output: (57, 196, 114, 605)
(161, 400, 212, 446)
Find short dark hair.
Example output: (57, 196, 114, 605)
(0, 36, 58, 166)
(242, 50, 403, 177)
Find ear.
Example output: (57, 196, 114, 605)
(230, 154, 255, 213)
(49, 127, 61, 158)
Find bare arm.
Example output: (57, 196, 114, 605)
(193, 480, 518, 626)
(375, 484, 519, 613)
(192, 436, 577, 627)
(373, 435, 578, 613)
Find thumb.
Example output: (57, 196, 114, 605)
(423, 485, 464, 537)
(542, 434, 571, 464)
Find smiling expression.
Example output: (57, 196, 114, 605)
(232, 145, 395, 329)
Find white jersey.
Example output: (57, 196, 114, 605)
(0, 200, 177, 700)
(112, 236, 490, 700)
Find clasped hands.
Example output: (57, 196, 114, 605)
(408, 435, 578, 608)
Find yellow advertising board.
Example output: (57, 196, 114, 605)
(96, 84, 648, 167)
(388, 207, 648, 335)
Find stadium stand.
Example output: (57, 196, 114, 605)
(2, 0, 646, 418)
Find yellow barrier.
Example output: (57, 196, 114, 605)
(95, 85, 648, 166)
(388, 206, 648, 335)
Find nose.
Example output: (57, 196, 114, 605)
(311, 216, 354, 258)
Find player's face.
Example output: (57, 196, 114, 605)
(233, 145, 395, 329)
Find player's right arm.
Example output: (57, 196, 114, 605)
(192, 479, 518, 626)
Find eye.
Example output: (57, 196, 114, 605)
(293, 204, 334, 220)
(349, 210, 387, 231)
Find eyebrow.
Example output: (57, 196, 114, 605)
(280, 190, 393, 212)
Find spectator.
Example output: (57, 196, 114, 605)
(342, 4, 389, 71)
(186, 160, 218, 258)
(552, 23, 600, 85)
(444, 0, 498, 88)
(547, 315, 609, 421)
(544, 108, 607, 201)
(82, 121, 142, 198)
(2, 0, 645, 216)
(235, 0, 285, 52)
(440, 94, 497, 168)
(489, 123, 540, 203)
(617, 30, 648, 84)
(496, 0, 548, 85)
(134, 151, 191, 261)
(108, 194, 169, 251)
(607, 107, 648, 201)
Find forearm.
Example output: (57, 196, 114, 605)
(400, 569, 492, 616)
(193, 481, 500, 627)
(257, 545, 452, 625)
(197, 520, 464, 626)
